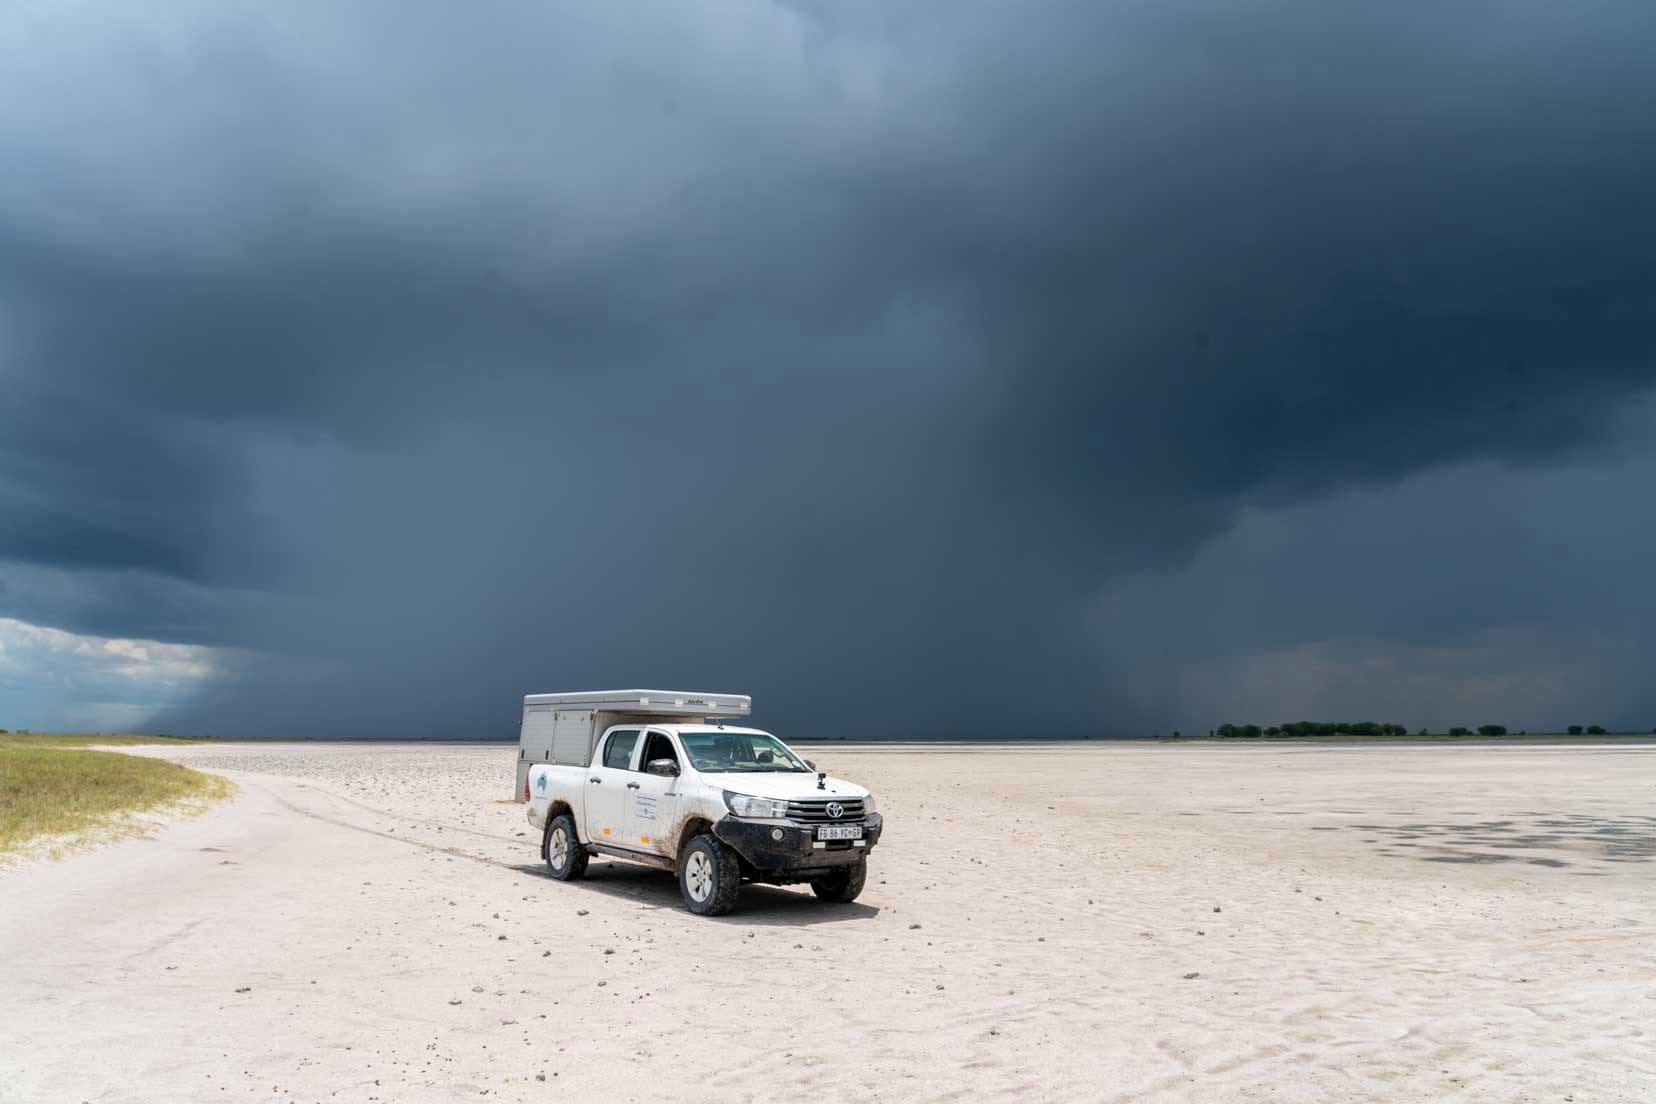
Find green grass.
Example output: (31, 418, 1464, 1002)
(0, 740, 233, 859)
(0, 732, 209, 749)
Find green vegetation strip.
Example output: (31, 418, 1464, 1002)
(1, 738, 232, 857)
(0, 732, 208, 749)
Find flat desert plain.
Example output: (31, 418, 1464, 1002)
(2, 742, 1653, 1103)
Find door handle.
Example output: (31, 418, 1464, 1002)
(589, 777, 602, 784)
(626, 782, 640, 790)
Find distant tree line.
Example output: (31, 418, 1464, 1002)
(1213, 721, 1408, 738)
(1205, 721, 1643, 739)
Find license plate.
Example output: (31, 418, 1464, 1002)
(817, 824, 863, 841)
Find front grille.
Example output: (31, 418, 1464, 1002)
(786, 798, 866, 823)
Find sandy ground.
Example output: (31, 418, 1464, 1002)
(2, 741, 1653, 1103)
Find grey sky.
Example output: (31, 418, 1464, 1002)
(3, 2, 1654, 737)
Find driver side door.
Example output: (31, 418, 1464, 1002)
(625, 729, 683, 857)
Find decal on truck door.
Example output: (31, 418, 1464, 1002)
(633, 794, 660, 846)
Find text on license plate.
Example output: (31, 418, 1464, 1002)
(817, 824, 863, 840)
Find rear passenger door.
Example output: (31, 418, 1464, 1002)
(585, 728, 639, 846)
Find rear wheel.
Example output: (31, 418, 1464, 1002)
(679, 834, 741, 916)
(810, 859, 867, 903)
(545, 814, 588, 881)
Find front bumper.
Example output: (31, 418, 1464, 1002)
(714, 812, 883, 874)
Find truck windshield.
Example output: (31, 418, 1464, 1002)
(680, 732, 810, 773)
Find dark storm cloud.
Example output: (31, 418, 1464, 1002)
(3, 2, 1655, 736)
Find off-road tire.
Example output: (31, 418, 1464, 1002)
(679, 833, 741, 916)
(810, 858, 867, 903)
(544, 813, 588, 881)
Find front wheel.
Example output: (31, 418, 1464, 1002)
(545, 814, 588, 881)
(810, 859, 867, 903)
(679, 834, 741, 916)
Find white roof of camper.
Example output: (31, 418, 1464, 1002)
(522, 689, 751, 716)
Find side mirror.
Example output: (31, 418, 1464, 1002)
(646, 758, 680, 777)
(803, 759, 816, 771)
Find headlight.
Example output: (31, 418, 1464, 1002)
(862, 793, 876, 814)
(723, 791, 790, 818)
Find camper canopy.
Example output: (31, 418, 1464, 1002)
(521, 690, 751, 717)
(516, 690, 755, 788)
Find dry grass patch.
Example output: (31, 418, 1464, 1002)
(0, 743, 233, 861)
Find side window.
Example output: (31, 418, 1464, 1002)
(641, 731, 678, 769)
(603, 729, 639, 770)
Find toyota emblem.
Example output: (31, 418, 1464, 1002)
(826, 802, 844, 819)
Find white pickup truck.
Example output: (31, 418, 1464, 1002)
(517, 690, 882, 915)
